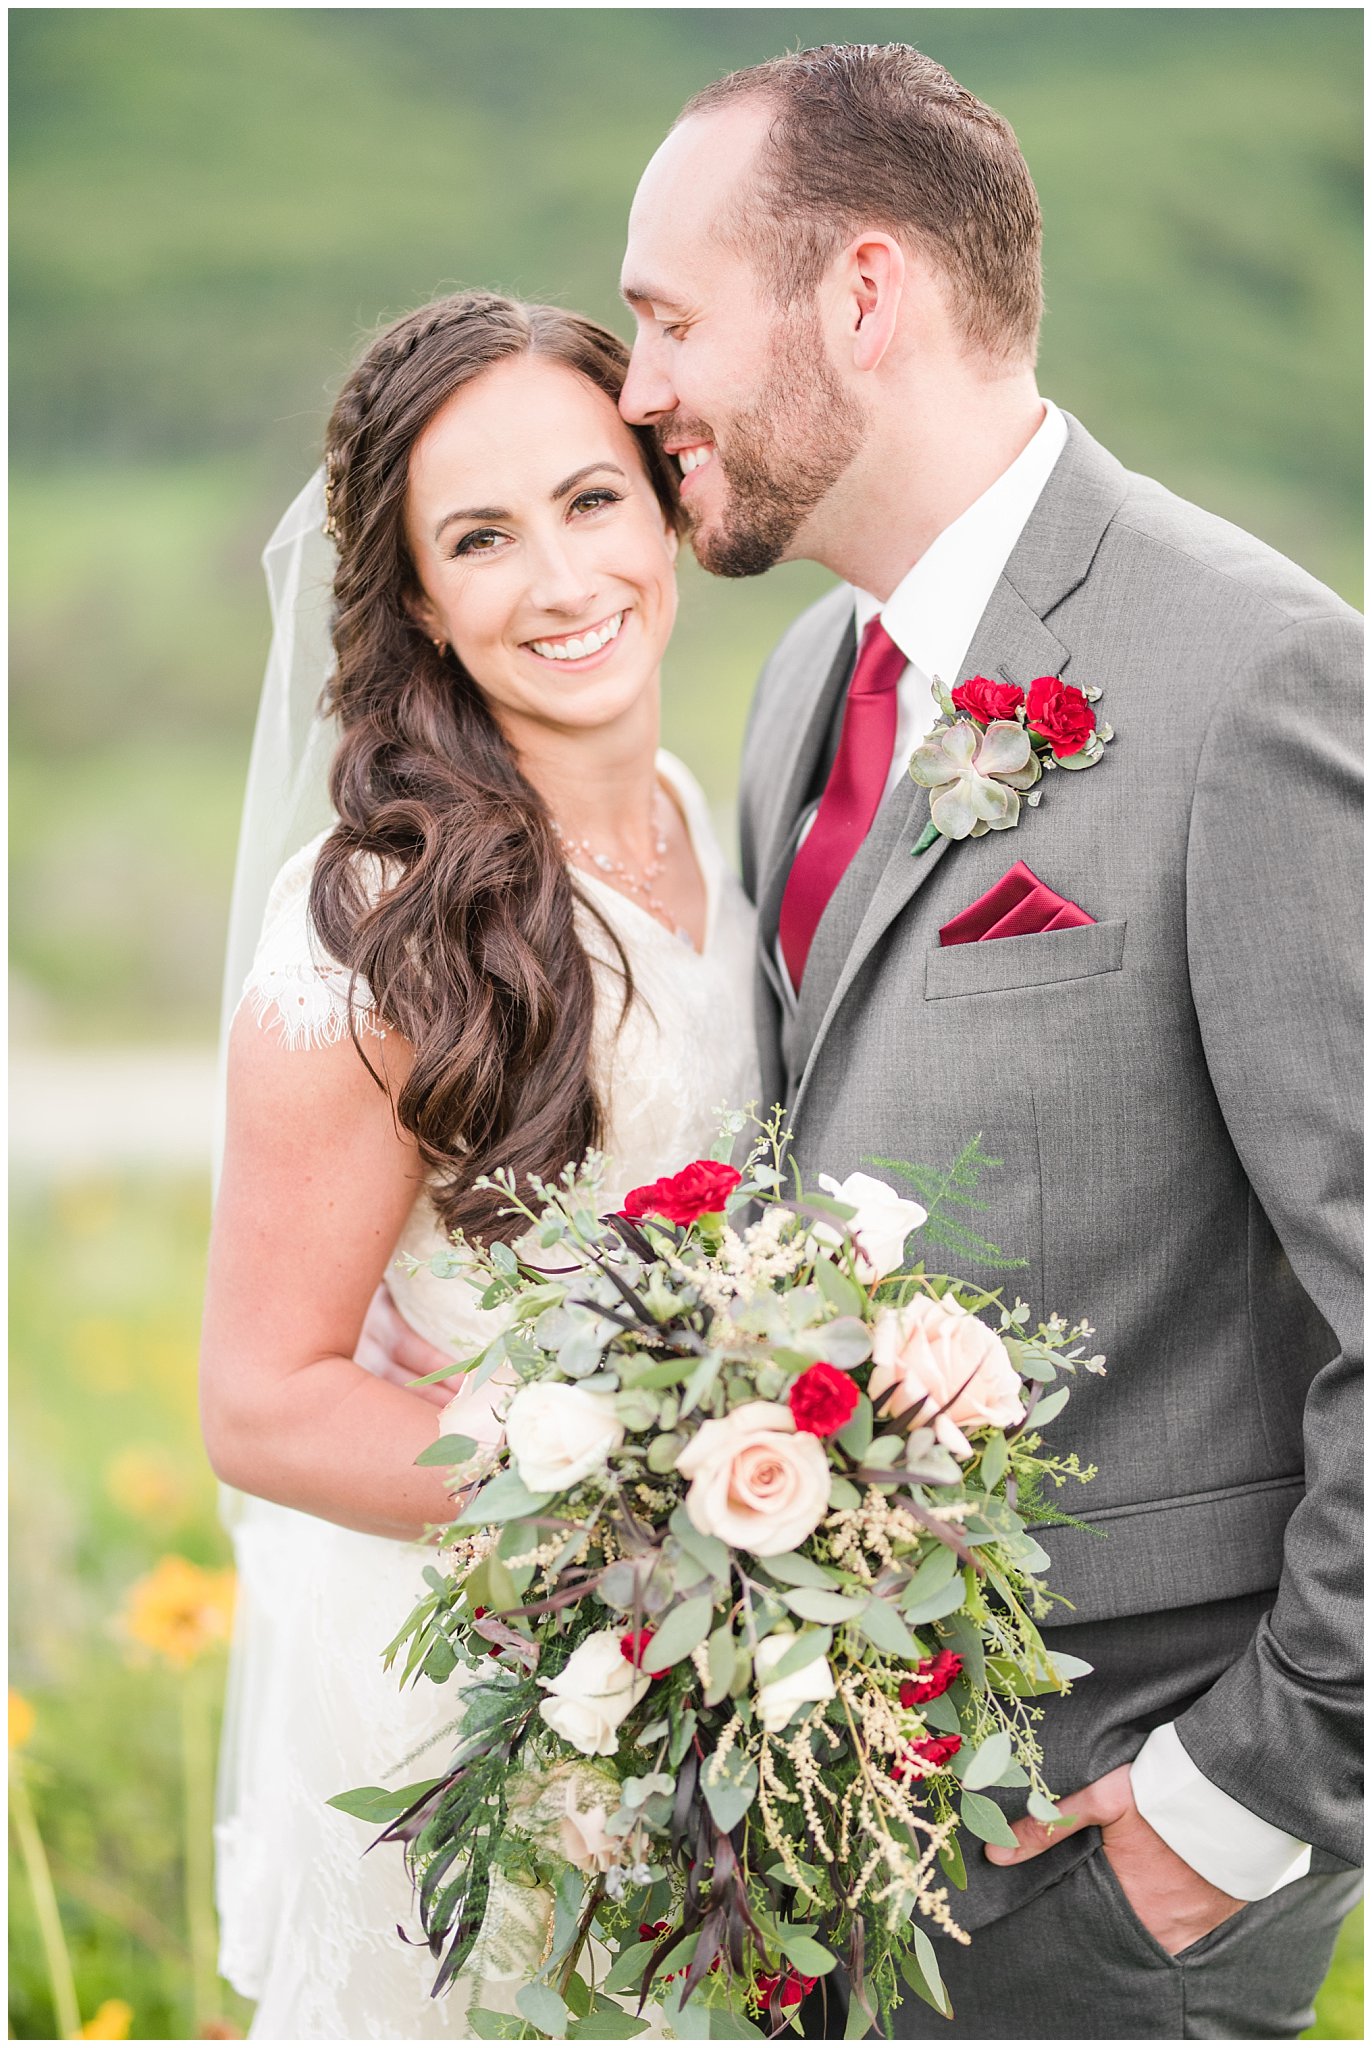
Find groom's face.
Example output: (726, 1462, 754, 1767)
(620, 107, 865, 578)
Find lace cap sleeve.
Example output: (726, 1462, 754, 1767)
(237, 830, 386, 1051)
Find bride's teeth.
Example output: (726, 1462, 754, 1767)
(530, 611, 624, 661)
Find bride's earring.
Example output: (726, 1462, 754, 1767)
(432, 637, 447, 658)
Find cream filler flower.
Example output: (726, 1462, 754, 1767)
(504, 1381, 625, 1494)
(753, 1631, 837, 1732)
(538, 1630, 650, 1756)
(811, 1170, 928, 1283)
(908, 718, 1042, 840)
(675, 1402, 830, 1556)
(869, 1295, 1025, 1458)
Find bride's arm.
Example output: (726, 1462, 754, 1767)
(200, 1007, 494, 1540)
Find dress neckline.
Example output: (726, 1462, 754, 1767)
(567, 750, 720, 957)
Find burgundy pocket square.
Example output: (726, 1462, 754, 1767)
(939, 860, 1095, 946)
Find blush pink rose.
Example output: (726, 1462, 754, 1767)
(675, 1401, 830, 1556)
(868, 1295, 1025, 1458)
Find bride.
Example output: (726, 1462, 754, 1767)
(200, 291, 759, 2038)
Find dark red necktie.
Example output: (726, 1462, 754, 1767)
(778, 616, 906, 989)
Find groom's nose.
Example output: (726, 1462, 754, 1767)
(619, 337, 675, 426)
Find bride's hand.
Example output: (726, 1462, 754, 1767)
(355, 1283, 455, 1408)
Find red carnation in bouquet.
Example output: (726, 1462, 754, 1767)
(951, 676, 1025, 725)
(756, 1968, 819, 2010)
(890, 1731, 963, 1782)
(623, 1160, 741, 1227)
(899, 1650, 964, 1707)
(1025, 675, 1096, 759)
(788, 1361, 859, 1436)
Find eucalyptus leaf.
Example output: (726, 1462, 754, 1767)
(453, 1467, 552, 1527)
(704, 1623, 735, 1707)
(920, 1690, 961, 1735)
(901, 1577, 966, 1628)
(856, 1598, 920, 1658)
(646, 1595, 714, 1670)
(796, 1316, 872, 1367)
(602, 1939, 658, 1996)
(1048, 1651, 1095, 1681)
(960, 1730, 1014, 1791)
(835, 1393, 874, 1459)
(325, 1779, 440, 1823)
(413, 1432, 479, 1468)
(760, 1550, 843, 1590)
(767, 1626, 832, 1682)
(812, 1257, 864, 1318)
(702, 1761, 758, 1833)
(668, 1706, 698, 1768)
(517, 1983, 570, 2037)
(908, 1925, 953, 2018)
(1029, 1384, 1071, 1429)
(783, 1587, 866, 1623)
(679, 1349, 722, 1416)
(647, 1431, 685, 1474)
(829, 1475, 861, 1510)
(778, 1932, 837, 1975)
(937, 1829, 967, 1891)
(959, 1788, 1020, 1848)
(977, 1430, 1009, 1492)
(1027, 1791, 1065, 1826)
(568, 2011, 649, 2039)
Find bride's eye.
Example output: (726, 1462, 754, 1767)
(453, 527, 505, 558)
(569, 489, 622, 517)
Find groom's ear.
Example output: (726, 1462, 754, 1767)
(841, 235, 906, 374)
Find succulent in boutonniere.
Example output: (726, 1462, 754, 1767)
(910, 672, 1114, 852)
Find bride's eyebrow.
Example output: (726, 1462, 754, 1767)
(433, 464, 628, 544)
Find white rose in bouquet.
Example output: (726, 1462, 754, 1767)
(812, 1171, 927, 1282)
(538, 1630, 649, 1756)
(675, 1401, 830, 1556)
(505, 1381, 625, 1494)
(753, 1631, 837, 1732)
(870, 1293, 1024, 1457)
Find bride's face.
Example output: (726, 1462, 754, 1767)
(405, 355, 679, 742)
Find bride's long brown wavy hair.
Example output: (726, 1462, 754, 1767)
(311, 292, 682, 1241)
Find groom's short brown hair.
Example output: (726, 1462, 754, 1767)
(678, 43, 1043, 366)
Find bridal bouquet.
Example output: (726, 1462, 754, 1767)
(334, 1117, 1101, 2039)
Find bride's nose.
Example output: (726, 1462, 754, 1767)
(524, 531, 597, 617)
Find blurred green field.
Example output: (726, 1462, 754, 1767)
(10, 9, 1363, 2039)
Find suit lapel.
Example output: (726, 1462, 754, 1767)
(790, 584, 1069, 1109)
(788, 416, 1129, 1117)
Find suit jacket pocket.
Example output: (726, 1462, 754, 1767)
(924, 918, 1127, 1000)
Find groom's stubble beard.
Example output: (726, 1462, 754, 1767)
(666, 306, 867, 580)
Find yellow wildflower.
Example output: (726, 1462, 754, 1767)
(78, 1999, 134, 2038)
(122, 1557, 236, 1669)
(105, 1447, 191, 1524)
(9, 1687, 35, 1752)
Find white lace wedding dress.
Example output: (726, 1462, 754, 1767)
(214, 752, 760, 2039)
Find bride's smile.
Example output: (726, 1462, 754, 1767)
(404, 353, 679, 746)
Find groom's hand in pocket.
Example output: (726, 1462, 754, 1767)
(355, 1282, 453, 1407)
(985, 1762, 1245, 1954)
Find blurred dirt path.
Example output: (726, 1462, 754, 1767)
(11, 1047, 219, 1174)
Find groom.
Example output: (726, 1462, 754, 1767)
(614, 42, 1361, 2041)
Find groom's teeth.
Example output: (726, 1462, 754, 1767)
(678, 445, 714, 475)
(529, 611, 624, 661)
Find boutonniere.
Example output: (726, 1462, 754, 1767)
(909, 674, 1114, 854)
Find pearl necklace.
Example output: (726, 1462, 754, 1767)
(552, 791, 689, 941)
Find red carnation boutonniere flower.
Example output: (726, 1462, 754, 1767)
(909, 672, 1113, 853)
(623, 1160, 741, 1228)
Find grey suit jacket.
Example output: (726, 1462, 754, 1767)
(739, 416, 1362, 1900)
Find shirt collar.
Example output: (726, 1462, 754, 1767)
(852, 400, 1068, 681)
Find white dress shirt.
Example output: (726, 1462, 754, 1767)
(775, 395, 1312, 1899)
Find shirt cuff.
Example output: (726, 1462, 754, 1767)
(1130, 1721, 1312, 1901)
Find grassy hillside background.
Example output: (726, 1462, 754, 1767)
(10, 4, 1362, 1042)
(9, 10, 1363, 2040)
